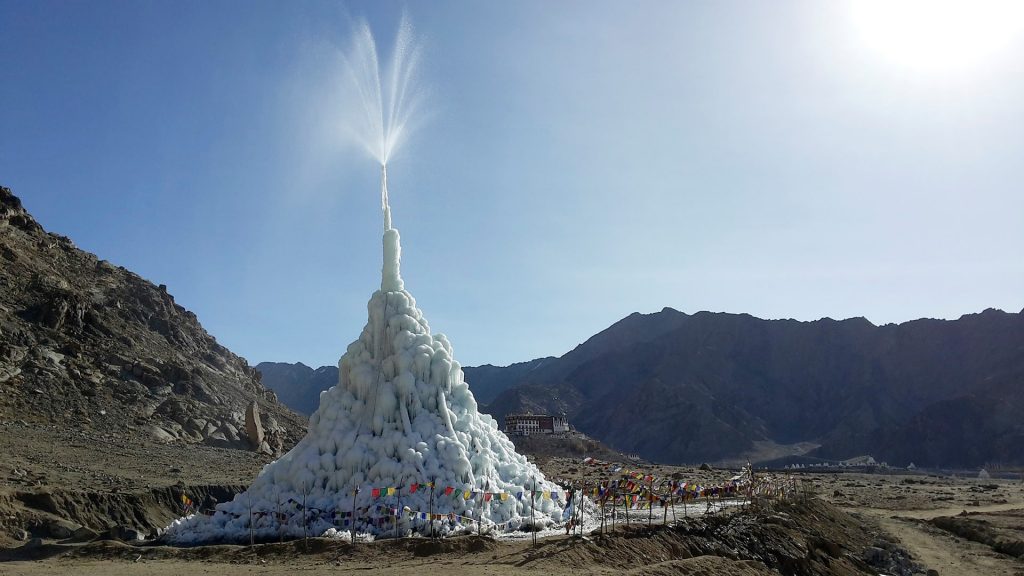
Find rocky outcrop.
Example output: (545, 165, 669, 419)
(244, 401, 267, 453)
(0, 185, 304, 452)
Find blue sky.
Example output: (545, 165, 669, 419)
(2, 1, 1022, 368)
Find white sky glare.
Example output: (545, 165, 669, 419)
(1, 1, 1022, 368)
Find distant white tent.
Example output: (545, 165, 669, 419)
(906, 463, 916, 470)
(978, 468, 991, 479)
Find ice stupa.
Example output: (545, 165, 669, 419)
(165, 168, 564, 543)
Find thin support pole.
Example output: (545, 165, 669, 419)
(531, 479, 537, 546)
(395, 486, 401, 539)
(581, 479, 589, 532)
(611, 488, 616, 532)
(647, 478, 653, 528)
(302, 485, 308, 549)
(276, 490, 283, 543)
(662, 486, 668, 526)
(429, 479, 435, 540)
(247, 492, 254, 547)
(351, 486, 359, 544)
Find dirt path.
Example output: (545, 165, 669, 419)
(850, 502, 1024, 576)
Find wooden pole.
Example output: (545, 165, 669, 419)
(276, 490, 283, 543)
(302, 484, 308, 548)
(429, 479, 435, 540)
(395, 485, 401, 539)
(647, 478, 653, 528)
(625, 493, 630, 528)
(670, 484, 676, 524)
(531, 479, 537, 546)
(351, 486, 358, 544)
(477, 487, 483, 536)
(611, 486, 616, 532)
(247, 492, 254, 547)
(662, 484, 668, 526)
(578, 481, 586, 536)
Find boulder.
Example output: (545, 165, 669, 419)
(107, 525, 142, 541)
(245, 401, 264, 450)
(70, 526, 99, 542)
(45, 521, 74, 539)
(148, 425, 176, 443)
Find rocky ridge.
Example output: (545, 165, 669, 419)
(477, 308, 1024, 467)
(0, 185, 305, 453)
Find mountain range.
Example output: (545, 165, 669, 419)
(260, 307, 1024, 468)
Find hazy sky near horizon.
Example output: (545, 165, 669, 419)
(2, 1, 1023, 368)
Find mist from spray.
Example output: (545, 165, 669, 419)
(339, 15, 423, 232)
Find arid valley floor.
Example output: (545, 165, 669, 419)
(2, 422, 1023, 575)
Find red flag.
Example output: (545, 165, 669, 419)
(410, 483, 419, 493)
(444, 486, 454, 496)
(371, 488, 381, 498)
(484, 492, 492, 502)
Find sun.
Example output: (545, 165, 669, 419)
(849, 0, 1024, 74)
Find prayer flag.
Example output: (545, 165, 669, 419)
(484, 493, 492, 502)
(463, 490, 472, 500)
(371, 488, 381, 498)
(445, 486, 454, 496)
(387, 487, 396, 496)
(410, 483, 419, 493)
(500, 493, 509, 501)
(516, 491, 523, 500)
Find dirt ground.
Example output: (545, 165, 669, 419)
(0, 419, 276, 493)
(816, 471, 1024, 576)
(3, 420, 1024, 576)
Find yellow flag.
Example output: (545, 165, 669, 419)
(463, 490, 472, 500)
(542, 491, 551, 500)
(500, 493, 509, 501)
(387, 487, 396, 496)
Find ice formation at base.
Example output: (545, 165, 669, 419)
(165, 212, 564, 543)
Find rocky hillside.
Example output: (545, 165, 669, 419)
(256, 361, 339, 415)
(479, 307, 1024, 468)
(0, 186, 305, 454)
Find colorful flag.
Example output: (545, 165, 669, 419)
(387, 487, 396, 496)
(484, 493, 492, 502)
(516, 491, 524, 500)
(371, 488, 381, 498)
(410, 483, 419, 493)
(463, 490, 472, 500)
(542, 491, 551, 500)
(445, 486, 454, 496)
(500, 493, 509, 501)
